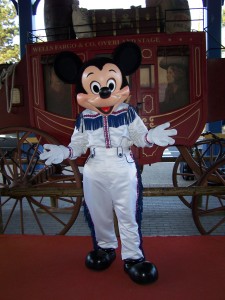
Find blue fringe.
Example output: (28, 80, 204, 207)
(76, 106, 137, 131)
(134, 159, 145, 259)
(108, 105, 136, 128)
(84, 115, 103, 131)
(75, 113, 83, 131)
(83, 201, 98, 250)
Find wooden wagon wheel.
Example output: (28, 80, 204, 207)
(172, 151, 197, 208)
(173, 138, 225, 208)
(192, 157, 225, 235)
(0, 127, 82, 235)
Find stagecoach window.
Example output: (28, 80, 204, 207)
(42, 63, 72, 117)
(157, 46, 190, 113)
(140, 66, 154, 88)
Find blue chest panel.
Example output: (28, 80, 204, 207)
(76, 106, 136, 131)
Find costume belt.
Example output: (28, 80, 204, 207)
(90, 147, 131, 158)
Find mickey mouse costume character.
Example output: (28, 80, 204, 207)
(40, 42, 177, 284)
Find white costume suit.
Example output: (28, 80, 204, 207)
(68, 103, 152, 260)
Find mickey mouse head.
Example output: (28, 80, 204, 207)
(54, 42, 142, 115)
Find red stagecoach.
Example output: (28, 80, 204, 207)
(1, 31, 207, 164)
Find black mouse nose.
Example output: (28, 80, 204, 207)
(99, 87, 111, 99)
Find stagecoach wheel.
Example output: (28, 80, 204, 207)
(173, 139, 225, 208)
(172, 154, 198, 208)
(192, 158, 225, 235)
(0, 127, 82, 235)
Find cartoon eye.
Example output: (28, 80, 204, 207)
(90, 81, 101, 94)
(107, 79, 116, 92)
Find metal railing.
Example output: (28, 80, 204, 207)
(27, 7, 205, 44)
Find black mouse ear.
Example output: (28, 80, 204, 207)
(113, 42, 142, 75)
(54, 51, 83, 84)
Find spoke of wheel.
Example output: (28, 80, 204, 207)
(23, 131, 38, 147)
(175, 172, 197, 187)
(206, 217, 225, 235)
(62, 167, 74, 174)
(2, 198, 19, 233)
(27, 198, 45, 234)
(0, 183, 8, 188)
(28, 164, 50, 184)
(0, 197, 11, 208)
(39, 196, 45, 204)
(17, 130, 31, 145)
(22, 144, 38, 178)
(22, 135, 43, 180)
(28, 196, 67, 226)
(218, 196, 225, 206)
(16, 130, 24, 175)
(198, 206, 225, 216)
(58, 197, 76, 205)
(205, 194, 209, 210)
(16, 130, 32, 176)
(1, 173, 13, 187)
(214, 170, 225, 185)
(0, 150, 14, 180)
(176, 171, 195, 178)
(12, 151, 20, 180)
(19, 199, 24, 234)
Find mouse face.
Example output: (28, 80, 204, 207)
(77, 63, 130, 115)
(53, 42, 142, 116)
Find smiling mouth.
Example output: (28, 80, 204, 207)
(98, 106, 114, 114)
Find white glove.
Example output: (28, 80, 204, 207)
(147, 122, 177, 147)
(39, 144, 70, 166)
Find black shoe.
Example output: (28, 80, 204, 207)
(124, 258, 158, 284)
(85, 248, 116, 271)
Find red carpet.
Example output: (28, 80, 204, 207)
(0, 235, 224, 300)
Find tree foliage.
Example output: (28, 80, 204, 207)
(223, 6, 225, 26)
(0, 0, 19, 63)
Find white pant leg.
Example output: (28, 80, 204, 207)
(110, 153, 144, 260)
(83, 152, 118, 250)
(83, 148, 144, 260)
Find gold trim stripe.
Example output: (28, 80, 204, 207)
(37, 116, 72, 137)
